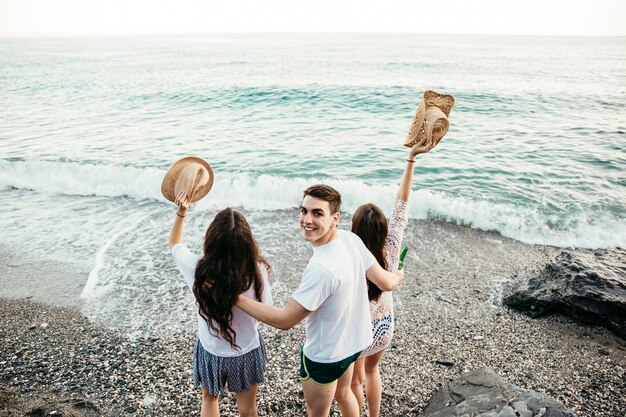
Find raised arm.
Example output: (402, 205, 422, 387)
(168, 191, 190, 248)
(366, 261, 404, 291)
(237, 295, 310, 330)
(396, 137, 434, 202)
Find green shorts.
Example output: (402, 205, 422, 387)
(299, 346, 361, 385)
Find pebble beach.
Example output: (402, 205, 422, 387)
(1, 219, 624, 417)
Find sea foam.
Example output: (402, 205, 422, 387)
(1, 159, 624, 249)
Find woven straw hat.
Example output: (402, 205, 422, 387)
(161, 156, 214, 203)
(404, 90, 455, 148)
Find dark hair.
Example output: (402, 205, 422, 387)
(303, 184, 342, 214)
(351, 204, 388, 302)
(193, 208, 268, 350)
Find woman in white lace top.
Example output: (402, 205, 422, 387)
(350, 138, 433, 417)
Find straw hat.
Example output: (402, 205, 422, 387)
(404, 90, 455, 148)
(161, 156, 214, 203)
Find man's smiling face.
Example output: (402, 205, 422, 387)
(299, 195, 340, 247)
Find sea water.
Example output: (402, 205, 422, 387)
(1, 34, 624, 336)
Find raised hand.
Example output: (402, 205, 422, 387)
(169, 191, 190, 247)
(409, 136, 435, 159)
(174, 190, 190, 218)
(175, 190, 190, 210)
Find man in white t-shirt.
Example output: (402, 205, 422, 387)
(237, 184, 404, 417)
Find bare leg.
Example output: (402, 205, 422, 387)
(350, 358, 366, 415)
(235, 384, 259, 417)
(200, 387, 220, 417)
(334, 363, 360, 417)
(301, 378, 336, 417)
(364, 350, 386, 417)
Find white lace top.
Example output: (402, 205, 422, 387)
(360, 199, 408, 357)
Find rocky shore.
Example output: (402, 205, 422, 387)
(1, 221, 625, 416)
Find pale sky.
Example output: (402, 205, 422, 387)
(1, 0, 625, 37)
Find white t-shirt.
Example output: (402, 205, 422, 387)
(171, 243, 273, 357)
(292, 230, 375, 363)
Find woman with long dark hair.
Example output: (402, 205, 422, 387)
(350, 138, 432, 417)
(169, 192, 272, 417)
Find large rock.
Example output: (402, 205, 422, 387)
(504, 248, 626, 339)
(420, 368, 576, 417)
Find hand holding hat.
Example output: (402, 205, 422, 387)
(405, 90, 455, 150)
(408, 135, 436, 160)
(161, 156, 214, 205)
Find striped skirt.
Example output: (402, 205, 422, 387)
(193, 337, 267, 396)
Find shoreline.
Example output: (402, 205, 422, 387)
(0, 242, 91, 310)
(1, 221, 625, 416)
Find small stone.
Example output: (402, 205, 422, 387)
(142, 394, 157, 407)
(435, 359, 454, 367)
(598, 348, 610, 356)
(40, 323, 48, 330)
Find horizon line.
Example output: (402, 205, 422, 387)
(2, 31, 626, 39)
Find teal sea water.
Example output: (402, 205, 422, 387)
(1, 34, 625, 335)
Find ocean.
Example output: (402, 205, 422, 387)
(1, 34, 625, 336)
